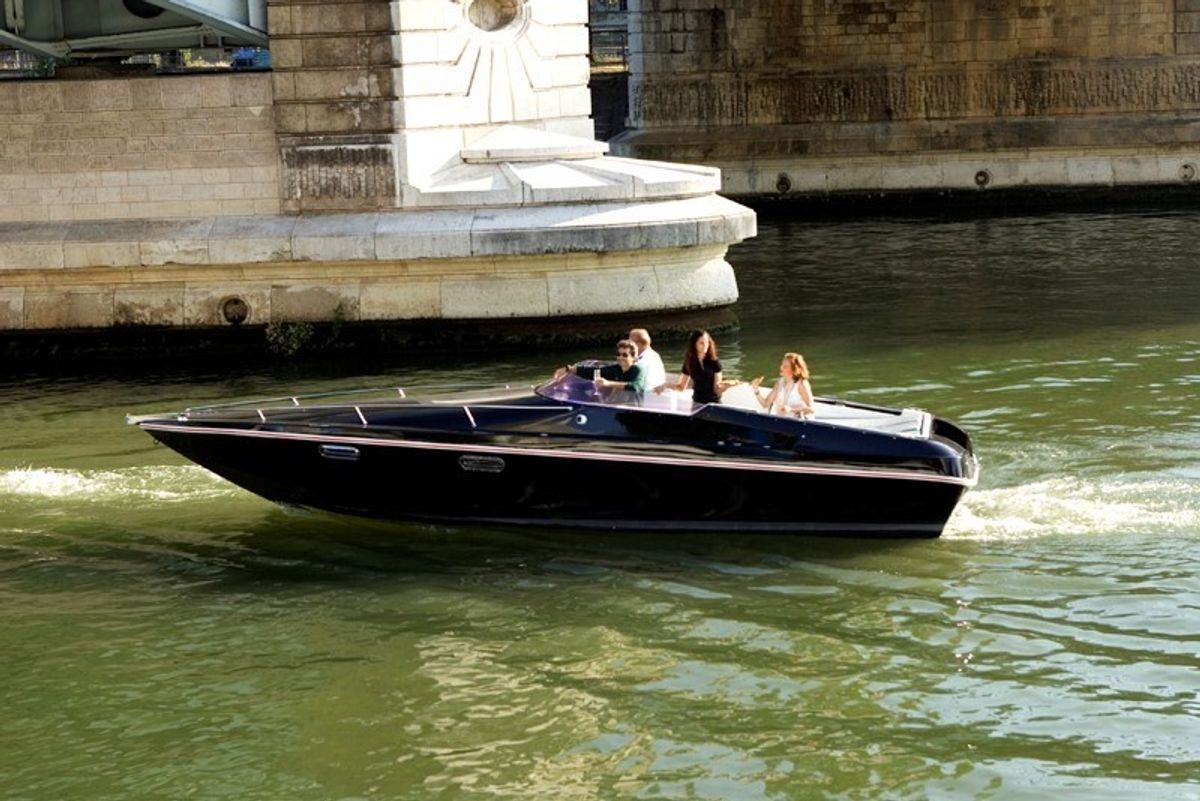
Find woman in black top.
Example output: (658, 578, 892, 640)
(670, 329, 736, 404)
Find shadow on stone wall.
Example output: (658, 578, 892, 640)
(0, 308, 738, 371)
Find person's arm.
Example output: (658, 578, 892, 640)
(713, 371, 736, 396)
(715, 373, 744, 396)
(796, 379, 815, 416)
(670, 365, 691, 392)
(756, 379, 779, 410)
(598, 366, 646, 393)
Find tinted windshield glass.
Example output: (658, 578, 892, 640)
(536, 372, 701, 415)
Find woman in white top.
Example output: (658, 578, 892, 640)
(751, 352, 815, 419)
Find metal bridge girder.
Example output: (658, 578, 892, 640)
(0, 0, 266, 59)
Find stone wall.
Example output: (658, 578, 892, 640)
(0, 197, 752, 330)
(627, 0, 1195, 129)
(0, 73, 279, 223)
(616, 0, 1200, 196)
(267, 0, 595, 212)
(632, 0, 1177, 75)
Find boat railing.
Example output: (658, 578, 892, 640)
(126, 381, 579, 429)
(179, 381, 536, 416)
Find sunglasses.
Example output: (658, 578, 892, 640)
(617, 351, 635, 357)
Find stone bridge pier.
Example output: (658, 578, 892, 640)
(612, 0, 1200, 200)
(0, 0, 753, 356)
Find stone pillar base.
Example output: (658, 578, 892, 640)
(0, 197, 753, 332)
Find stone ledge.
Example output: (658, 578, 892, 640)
(708, 150, 1200, 198)
(0, 244, 739, 330)
(407, 152, 724, 208)
(612, 114, 1200, 161)
(0, 196, 755, 272)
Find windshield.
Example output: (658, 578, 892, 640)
(535, 371, 702, 416)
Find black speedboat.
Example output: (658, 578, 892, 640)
(129, 370, 979, 537)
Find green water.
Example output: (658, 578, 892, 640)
(3, 210, 1199, 799)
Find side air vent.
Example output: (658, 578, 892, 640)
(458, 454, 505, 474)
(319, 444, 360, 461)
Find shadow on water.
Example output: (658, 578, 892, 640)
(1, 493, 968, 593)
(224, 508, 945, 574)
(191, 507, 961, 586)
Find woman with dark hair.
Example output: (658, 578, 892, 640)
(751, 351, 815, 419)
(668, 329, 736, 404)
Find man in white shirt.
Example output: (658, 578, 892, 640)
(628, 328, 667, 390)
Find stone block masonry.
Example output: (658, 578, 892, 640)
(0, 0, 756, 346)
(0, 197, 753, 330)
(614, 0, 1200, 198)
(0, 74, 280, 223)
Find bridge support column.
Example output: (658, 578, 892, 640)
(267, 0, 401, 212)
(0, 0, 755, 347)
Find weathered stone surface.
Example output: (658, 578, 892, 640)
(0, 196, 753, 274)
(704, 149, 1200, 196)
(375, 210, 475, 260)
(359, 280, 442, 319)
(280, 139, 399, 212)
(24, 287, 114, 328)
(63, 241, 141, 270)
(654, 254, 739, 311)
(209, 216, 298, 263)
(0, 243, 65, 271)
(271, 283, 362, 322)
(441, 276, 550, 318)
(629, 60, 1200, 129)
(617, 0, 1200, 199)
(547, 267, 660, 316)
(1, 236, 746, 330)
(114, 286, 186, 326)
(137, 219, 216, 266)
(0, 289, 23, 329)
(292, 213, 380, 261)
(470, 205, 607, 255)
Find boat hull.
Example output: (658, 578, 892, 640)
(143, 423, 970, 537)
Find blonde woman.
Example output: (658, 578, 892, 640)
(751, 352, 815, 419)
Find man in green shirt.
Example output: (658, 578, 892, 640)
(593, 339, 646, 394)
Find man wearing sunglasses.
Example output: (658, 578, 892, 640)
(592, 339, 648, 394)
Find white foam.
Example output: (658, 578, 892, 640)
(0, 466, 236, 505)
(945, 476, 1200, 540)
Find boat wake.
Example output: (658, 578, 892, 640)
(6, 468, 1193, 543)
(0, 466, 236, 506)
(945, 475, 1199, 540)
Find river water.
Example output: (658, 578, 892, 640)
(3, 209, 1199, 799)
